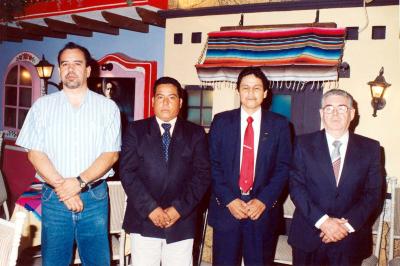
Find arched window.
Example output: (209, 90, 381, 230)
(3, 62, 40, 131)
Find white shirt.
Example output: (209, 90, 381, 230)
(155, 116, 177, 136)
(315, 130, 355, 233)
(16, 90, 121, 181)
(239, 107, 262, 181)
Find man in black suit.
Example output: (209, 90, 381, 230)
(209, 67, 292, 265)
(288, 89, 383, 265)
(120, 77, 210, 266)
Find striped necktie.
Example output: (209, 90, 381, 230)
(331, 140, 342, 185)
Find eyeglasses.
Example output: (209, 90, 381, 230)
(322, 105, 351, 114)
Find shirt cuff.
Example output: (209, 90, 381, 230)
(315, 214, 329, 229)
(344, 222, 355, 233)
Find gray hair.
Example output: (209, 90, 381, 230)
(321, 89, 354, 108)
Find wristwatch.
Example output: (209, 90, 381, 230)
(76, 176, 87, 190)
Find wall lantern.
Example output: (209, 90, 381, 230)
(367, 67, 391, 117)
(35, 55, 60, 94)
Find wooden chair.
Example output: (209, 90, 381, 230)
(73, 181, 129, 265)
(274, 195, 295, 265)
(0, 212, 26, 266)
(388, 177, 399, 265)
(362, 176, 392, 266)
(0, 131, 10, 220)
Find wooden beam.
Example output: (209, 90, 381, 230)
(0, 25, 43, 41)
(136, 7, 165, 28)
(221, 22, 337, 31)
(18, 22, 67, 39)
(0, 34, 22, 42)
(71, 15, 119, 35)
(101, 11, 149, 33)
(44, 18, 93, 37)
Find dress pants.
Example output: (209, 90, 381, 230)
(212, 195, 278, 266)
(293, 245, 364, 266)
(131, 233, 194, 266)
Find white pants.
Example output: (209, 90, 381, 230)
(131, 233, 193, 266)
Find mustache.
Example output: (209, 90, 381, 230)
(65, 72, 77, 78)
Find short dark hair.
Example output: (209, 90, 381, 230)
(57, 42, 92, 67)
(153, 76, 183, 98)
(236, 66, 270, 91)
(321, 89, 354, 108)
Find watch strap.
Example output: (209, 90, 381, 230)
(76, 175, 87, 189)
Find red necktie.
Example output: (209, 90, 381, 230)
(239, 116, 254, 193)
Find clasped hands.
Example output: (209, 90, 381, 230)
(319, 217, 350, 243)
(148, 207, 181, 228)
(227, 198, 266, 220)
(53, 177, 84, 213)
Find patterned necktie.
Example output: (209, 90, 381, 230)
(161, 123, 171, 162)
(239, 116, 254, 193)
(331, 140, 342, 185)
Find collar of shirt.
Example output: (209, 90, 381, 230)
(155, 116, 177, 136)
(240, 107, 262, 125)
(60, 88, 90, 108)
(325, 131, 349, 154)
(325, 131, 349, 179)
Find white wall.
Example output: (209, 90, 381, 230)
(163, 5, 400, 178)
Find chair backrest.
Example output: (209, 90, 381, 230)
(388, 177, 399, 261)
(107, 181, 127, 233)
(0, 212, 26, 266)
(283, 195, 295, 219)
(0, 131, 9, 220)
(394, 186, 399, 238)
(0, 173, 7, 205)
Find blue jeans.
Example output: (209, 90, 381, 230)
(41, 182, 110, 266)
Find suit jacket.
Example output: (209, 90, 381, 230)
(119, 116, 210, 243)
(208, 108, 292, 232)
(288, 130, 383, 259)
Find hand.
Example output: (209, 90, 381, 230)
(227, 199, 248, 220)
(148, 207, 171, 228)
(246, 199, 266, 220)
(55, 178, 82, 201)
(164, 207, 181, 228)
(320, 217, 349, 242)
(63, 194, 84, 212)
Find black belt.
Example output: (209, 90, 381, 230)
(46, 179, 104, 192)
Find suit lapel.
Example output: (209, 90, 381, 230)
(253, 110, 272, 188)
(146, 117, 167, 169)
(312, 130, 337, 189)
(168, 118, 185, 168)
(230, 109, 242, 185)
(337, 133, 361, 189)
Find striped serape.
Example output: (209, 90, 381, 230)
(196, 27, 346, 85)
(16, 181, 43, 220)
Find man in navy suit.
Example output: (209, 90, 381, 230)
(209, 67, 292, 265)
(288, 89, 383, 265)
(120, 77, 210, 266)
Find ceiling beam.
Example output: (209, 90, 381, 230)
(18, 22, 67, 39)
(101, 11, 149, 33)
(71, 15, 119, 35)
(136, 7, 165, 28)
(0, 25, 43, 41)
(44, 18, 93, 37)
(0, 34, 22, 42)
(221, 22, 338, 31)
